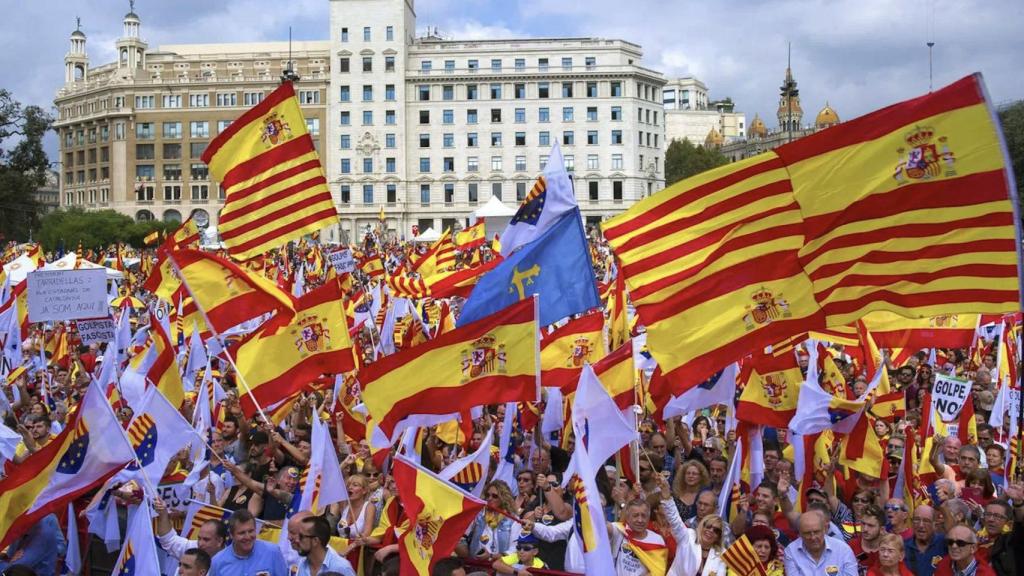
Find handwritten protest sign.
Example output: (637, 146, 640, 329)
(26, 269, 108, 323)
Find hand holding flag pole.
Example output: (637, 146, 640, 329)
(165, 252, 273, 425)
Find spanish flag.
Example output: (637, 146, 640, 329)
(592, 341, 638, 411)
(736, 351, 803, 427)
(201, 82, 338, 260)
(233, 277, 355, 417)
(613, 523, 669, 576)
(602, 74, 1019, 386)
(143, 230, 161, 246)
(540, 311, 605, 389)
(142, 253, 181, 303)
(169, 249, 295, 334)
(146, 313, 186, 409)
(165, 217, 201, 251)
(862, 310, 979, 350)
(392, 454, 484, 575)
(359, 299, 538, 442)
(454, 221, 487, 249)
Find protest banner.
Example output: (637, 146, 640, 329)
(931, 373, 972, 423)
(328, 249, 355, 274)
(77, 317, 117, 345)
(26, 269, 108, 323)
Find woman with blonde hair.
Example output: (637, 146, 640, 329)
(654, 472, 728, 576)
(867, 533, 913, 576)
(463, 480, 522, 560)
(672, 459, 709, 522)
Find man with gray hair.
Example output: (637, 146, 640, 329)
(782, 510, 857, 576)
(904, 505, 947, 576)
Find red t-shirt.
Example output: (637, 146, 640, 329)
(849, 536, 880, 572)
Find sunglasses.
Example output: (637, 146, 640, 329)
(365, 472, 381, 477)
(852, 497, 870, 504)
(947, 539, 976, 548)
(705, 526, 722, 535)
(884, 505, 908, 512)
(517, 544, 537, 552)
(487, 492, 500, 498)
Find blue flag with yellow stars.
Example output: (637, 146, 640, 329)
(458, 208, 600, 327)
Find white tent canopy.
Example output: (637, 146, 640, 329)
(413, 227, 441, 242)
(44, 254, 124, 279)
(474, 196, 516, 218)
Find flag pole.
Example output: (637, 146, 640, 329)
(533, 294, 541, 402)
(164, 252, 273, 426)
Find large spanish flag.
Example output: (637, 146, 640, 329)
(201, 82, 338, 260)
(359, 299, 538, 441)
(603, 74, 1020, 386)
(233, 277, 355, 416)
(540, 311, 605, 389)
(169, 249, 295, 334)
(392, 454, 484, 575)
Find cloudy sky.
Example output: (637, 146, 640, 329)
(3, 0, 1022, 158)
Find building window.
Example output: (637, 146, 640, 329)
(467, 132, 478, 147)
(340, 185, 350, 204)
(340, 111, 350, 125)
(562, 82, 574, 98)
(468, 59, 479, 70)
(339, 85, 350, 101)
(385, 133, 396, 148)
(443, 157, 455, 172)
(587, 82, 598, 98)
(163, 143, 182, 160)
(191, 184, 209, 200)
(538, 108, 550, 123)
(420, 184, 430, 205)
(362, 57, 372, 72)
(589, 180, 599, 200)
(613, 180, 623, 201)
(421, 60, 432, 72)
(490, 58, 502, 72)
(385, 84, 395, 100)
(491, 156, 502, 171)
(611, 106, 622, 121)
(341, 27, 348, 42)
(611, 81, 623, 97)
(442, 85, 454, 100)
(587, 154, 599, 170)
(491, 108, 502, 123)
(514, 58, 525, 71)
(339, 57, 349, 72)
(467, 109, 478, 124)
(189, 121, 209, 138)
(514, 84, 526, 99)
(564, 154, 575, 171)
(563, 107, 574, 122)
(243, 92, 263, 106)
(340, 134, 351, 149)
(443, 133, 454, 147)
(162, 122, 182, 139)
(217, 120, 232, 132)
(587, 130, 598, 145)
(419, 157, 430, 172)
(385, 56, 395, 72)
(538, 58, 549, 71)
(515, 132, 526, 146)
(612, 153, 623, 170)
(515, 156, 526, 171)
(442, 109, 454, 124)
(419, 134, 430, 148)
(419, 110, 430, 124)
(136, 123, 154, 139)
(135, 95, 155, 109)
(363, 184, 373, 204)
(385, 110, 396, 125)
(490, 84, 502, 99)
(363, 26, 371, 41)
(445, 60, 455, 72)
(514, 108, 526, 123)
(417, 85, 430, 101)
(340, 159, 351, 174)
(468, 156, 479, 172)
(467, 84, 478, 100)
(136, 144, 155, 160)
(585, 56, 596, 69)
(586, 106, 598, 122)
(539, 131, 550, 146)
(362, 110, 373, 125)
(538, 82, 550, 99)
(611, 130, 623, 144)
(491, 181, 502, 199)
(305, 118, 320, 136)
(189, 94, 209, 107)
(386, 183, 397, 203)
(362, 85, 373, 101)
(386, 25, 394, 41)
(386, 157, 396, 172)
(163, 185, 182, 201)
(491, 132, 502, 147)
(468, 182, 479, 203)
(190, 162, 210, 180)
(363, 158, 373, 173)
(563, 131, 575, 146)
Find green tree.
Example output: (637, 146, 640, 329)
(0, 89, 53, 241)
(37, 208, 171, 251)
(664, 138, 729, 187)
(997, 100, 1024, 220)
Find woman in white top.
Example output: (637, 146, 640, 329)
(654, 473, 730, 576)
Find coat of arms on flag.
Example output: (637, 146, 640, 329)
(460, 334, 507, 382)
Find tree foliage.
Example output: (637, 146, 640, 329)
(664, 138, 729, 187)
(997, 100, 1024, 220)
(37, 208, 172, 251)
(0, 89, 52, 241)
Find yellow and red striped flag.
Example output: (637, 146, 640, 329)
(539, 311, 605, 389)
(408, 230, 456, 278)
(359, 299, 538, 442)
(147, 314, 186, 409)
(392, 454, 484, 575)
(607, 267, 630, 352)
(721, 533, 769, 576)
(169, 249, 295, 335)
(232, 277, 355, 417)
(602, 74, 1019, 386)
(201, 82, 338, 260)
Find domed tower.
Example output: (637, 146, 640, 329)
(776, 64, 803, 132)
(749, 114, 768, 139)
(815, 102, 840, 129)
(704, 127, 724, 148)
(116, 1, 147, 73)
(65, 17, 88, 84)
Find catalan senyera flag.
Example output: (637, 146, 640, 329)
(409, 230, 456, 279)
(722, 533, 769, 576)
(856, 320, 892, 395)
(540, 311, 605, 389)
(201, 82, 338, 260)
(736, 351, 804, 427)
(183, 501, 232, 540)
(169, 249, 295, 334)
(602, 74, 1020, 386)
(454, 221, 487, 249)
(392, 454, 485, 576)
(0, 379, 134, 549)
(359, 299, 538, 442)
(233, 277, 355, 417)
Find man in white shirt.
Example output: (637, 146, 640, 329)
(609, 499, 667, 576)
(783, 510, 858, 576)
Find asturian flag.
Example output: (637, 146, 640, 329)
(500, 142, 577, 256)
(0, 378, 135, 549)
(439, 426, 494, 497)
(113, 386, 194, 495)
(111, 501, 161, 576)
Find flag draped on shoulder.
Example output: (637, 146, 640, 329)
(392, 454, 485, 576)
(0, 379, 134, 549)
(201, 81, 339, 260)
(169, 248, 295, 333)
(459, 208, 599, 327)
(233, 277, 354, 416)
(501, 142, 577, 256)
(602, 74, 1020, 385)
(360, 299, 538, 442)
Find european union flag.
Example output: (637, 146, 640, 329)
(458, 209, 600, 327)
(57, 419, 89, 474)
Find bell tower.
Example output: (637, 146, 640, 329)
(65, 17, 88, 84)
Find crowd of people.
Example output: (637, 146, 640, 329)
(1, 233, 1023, 576)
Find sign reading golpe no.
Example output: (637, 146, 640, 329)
(930, 373, 973, 422)
(26, 269, 108, 323)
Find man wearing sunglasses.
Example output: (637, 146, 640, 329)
(932, 524, 995, 576)
(884, 498, 912, 539)
(492, 534, 546, 575)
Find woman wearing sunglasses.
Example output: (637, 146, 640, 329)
(654, 470, 728, 575)
(463, 480, 522, 561)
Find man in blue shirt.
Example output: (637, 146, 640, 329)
(0, 513, 66, 575)
(783, 510, 858, 576)
(903, 504, 947, 576)
(210, 509, 288, 576)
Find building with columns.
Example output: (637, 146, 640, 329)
(55, 1, 665, 241)
(53, 9, 330, 235)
